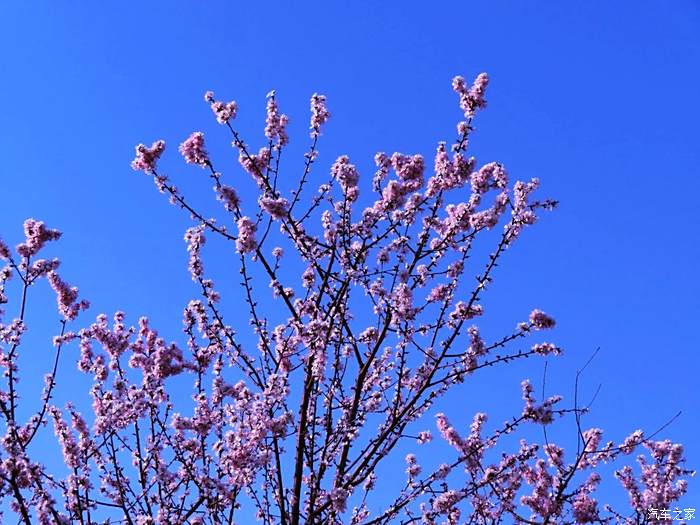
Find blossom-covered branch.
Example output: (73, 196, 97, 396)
(0, 73, 692, 524)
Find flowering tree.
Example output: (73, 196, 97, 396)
(0, 74, 692, 524)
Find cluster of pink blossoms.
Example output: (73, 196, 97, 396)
(235, 216, 257, 254)
(47, 271, 89, 320)
(452, 72, 489, 118)
(310, 92, 330, 137)
(179, 131, 209, 166)
(16, 219, 62, 257)
(130, 139, 165, 173)
(330, 155, 360, 201)
(205, 90, 238, 124)
(259, 196, 290, 219)
(529, 308, 557, 329)
(264, 91, 289, 145)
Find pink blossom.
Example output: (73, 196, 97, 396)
(264, 92, 289, 145)
(417, 430, 433, 444)
(391, 153, 424, 190)
(373, 151, 391, 190)
(310, 92, 330, 137)
(259, 196, 289, 219)
(521, 379, 562, 424)
(532, 342, 561, 355)
(49, 406, 80, 469)
(405, 453, 422, 479)
(463, 325, 486, 371)
(329, 487, 349, 514)
(0, 238, 10, 260)
(529, 309, 556, 329)
(184, 225, 206, 280)
(426, 143, 475, 196)
(236, 216, 257, 254)
(449, 301, 483, 323)
(16, 219, 62, 257)
(331, 155, 360, 200)
(620, 429, 644, 454)
(392, 283, 415, 321)
(572, 492, 599, 523)
(131, 139, 165, 172)
(453, 72, 489, 118)
(216, 184, 240, 211)
(206, 91, 238, 124)
(471, 162, 507, 194)
(433, 490, 463, 514)
(179, 131, 209, 166)
(47, 271, 89, 320)
(436, 412, 465, 452)
(238, 146, 271, 184)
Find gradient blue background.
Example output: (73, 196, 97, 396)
(1, 0, 698, 516)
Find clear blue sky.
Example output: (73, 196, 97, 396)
(1, 0, 698, 513)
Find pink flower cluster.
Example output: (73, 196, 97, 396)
(0, 238, 10, 260)
(238, 146, 271, 185)
(529, 308, 556, 329)
(260, 196, 290, 219)
(47, 271, 89, 320)
(16, 218, 62, 258)
(521, 379, 562, 424)
(264, 92, 289, 146)
(236, 216, 257, 254)
(310, 92, 330, 137)
(184, 225, 205, 280)
(131, 139, 165, 173)
(330, 155, 360, 201)
(452, 72, 489, 118)
(179, 131, 209, 166)
(216, 184, 240, 211)
(205, 90, 238, 124)
(426, 143, 476, 196)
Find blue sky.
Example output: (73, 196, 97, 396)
(1, 0, 699, 515)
